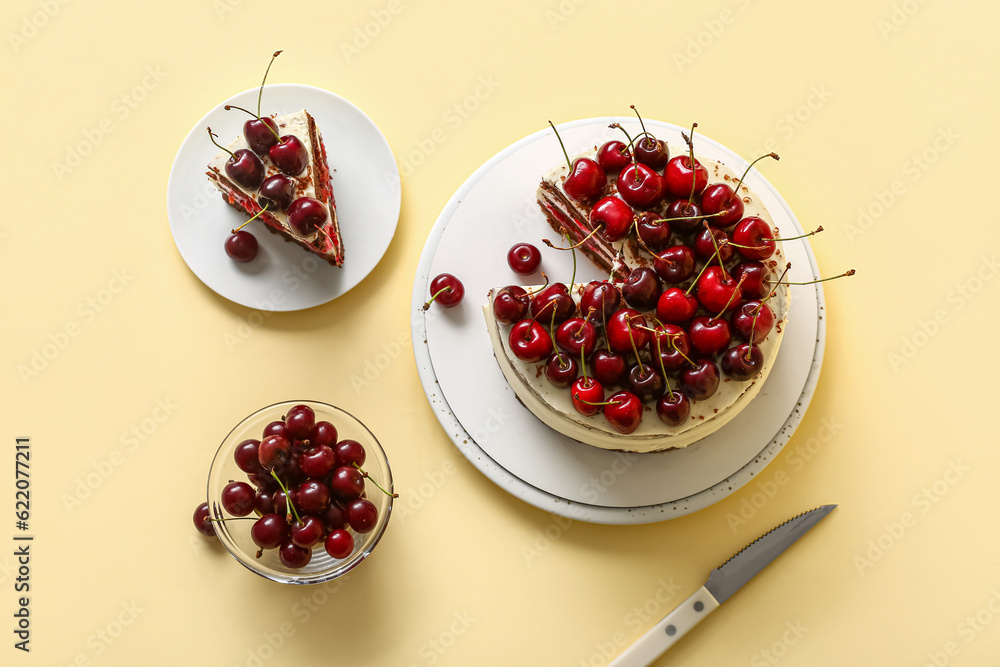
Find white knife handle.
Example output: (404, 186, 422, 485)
(607, 585, 721, 667)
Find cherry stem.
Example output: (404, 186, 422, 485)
(206, 127, 234, 158)
(232, 202, 270, 233)
(422, 285, 453, 311)
(207, 516, 256, 522)
(602, 304, 611, 353)
(548, 120, 573, 171)
(686, 246, 719, 296)
(351, 463, 399, 498)
(610, 123, 641, 184)
(575, 309, 594, 336)
(573, 394, 622, 407)
(580, 344, 588, 383)
(733, 152, 779, 200)
(654, 210, 727, 224)
(684, 122, 699, 205)
(225, 104, 282, 141)
(774, 226, 824, 242)
(268, 469, 302, 525)
(258, 50, 282, 118)
(776, 269, 856, 286)
(626, 316, 645, 375)
(710, 274, 747, 322)
(629, 105, 657, 148)
(567, 233, 577, 292)
(653, 335, 675, 400)
(704, 221, 730, 277)
(544, 226, 601, 253)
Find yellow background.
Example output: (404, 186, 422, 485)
(2, 0, 998, 665)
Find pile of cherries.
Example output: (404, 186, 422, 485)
(492, 113, 798, 434)
(192, 404, 393, 569)
(209, 51, 331, 263)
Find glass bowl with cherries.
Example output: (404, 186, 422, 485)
(205, 400, 394, 584)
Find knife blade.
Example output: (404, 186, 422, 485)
(607, 504, 836, 667)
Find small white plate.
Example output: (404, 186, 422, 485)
(411, 117, 826, 525)
(167, 84, 400, 311)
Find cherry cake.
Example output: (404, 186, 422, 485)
(484, 124, 790, 453)
(207, 110, 344, 266)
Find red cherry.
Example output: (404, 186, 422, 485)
(688, 316, 733, 356)
(222, 481, 256, 517)
(571, 377, 605, 416)
(606, 309, 649, 354)
(243, 117, 279, 156)
(426, 273, 464, 308)
(345, 498, 379, 533)
(693, 227, 733, 263)
(508, 320, 553, 363)
(287, 197, 329, 236)
(603, 391, 643, 434)
(596, 140, 632, 172)
(258, 434, 291, 470)
(284, 404, 315, 440)
(628, 364, 665, 401)
(731, 301, 776, 343)
(635, 211, 671, 253)
(681, 359, 721, 400)
(656, 393, 691, 426)
(580, 281, 621, 323)
(493, 286, 529, 324)
(279, 541, 312, 569)
(655, 288, 698, 325)
(507, 243, 541, 274)
(529, 283, 574, 324)
(330, 466, 365, 502)
(697, 266, 743, 313)
(732, 262, 770, 300)
(299, 445, 336, 479)
(251, 513, 288, 549)
(324, 529, 354, 559)
(309, 421, 338, 449)
(616, 163, 665, 209)
(663, 155, 708, 199)
(564, 157, 606, 201)
(591, 196, 634, 243)
(544, 352, 579, 388)
(290, 515, 325, 549)
(590, 349, 628, 387)
(234, 439, 263, 474)
(193, 502, 215, 537)
(653, 246, 695, 284)
(700, 183, 744, 228)
(633, 134, 669, 170)
(334, 439, 366, 468)
(732, 217, 776, 260)
(257, 174, 295, 211)
(555, 318, 597, 358)
(269, 134, 309, 176)
(621, 267, 662, 311)
(663, 199, 704, 233)
(721, 344, 764, 380)
(225, 230, 258, 263)
(651, 325, 691, 373)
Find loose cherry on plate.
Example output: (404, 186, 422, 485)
(225, 230, 259, 263)
(548, 120, 605, 201)
(423, 273, 465, 309)
(508, 320, 553, 363)
(493, 286, 530, 324)
(508, 243, 541, 274)
(207, 127, 265, 190)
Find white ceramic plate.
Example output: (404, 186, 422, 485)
(167, 84, 400, 311)
(411, 118, 826, 525)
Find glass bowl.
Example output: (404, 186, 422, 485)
(207, 400, 393, 584)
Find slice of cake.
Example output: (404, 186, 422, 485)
(207, 109, 344, 266)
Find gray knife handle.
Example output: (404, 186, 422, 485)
(607, 585, 720, 667)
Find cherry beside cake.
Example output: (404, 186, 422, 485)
(484, 116, 792, 453)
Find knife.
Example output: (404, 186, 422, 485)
(607, 504, 837, 667)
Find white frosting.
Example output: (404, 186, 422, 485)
(486, 145, 790, 453)
(207, 110, 321, 243)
